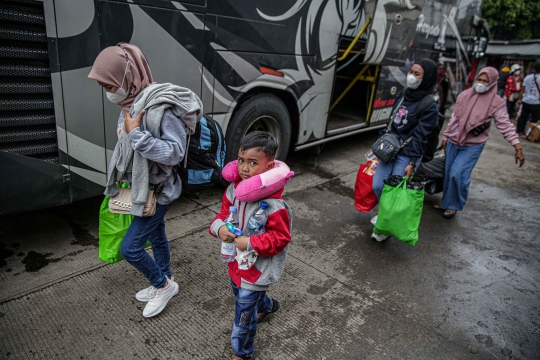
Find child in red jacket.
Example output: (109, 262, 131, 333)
(209, 131, 293, 360)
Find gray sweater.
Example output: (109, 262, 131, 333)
(104, 83, 202, 216)
(119, 109, 186, 206)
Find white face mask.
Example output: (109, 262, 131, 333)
(106, 61, 130, 104)
(407, 73, 422, 89)
(474, 82, 495, 94)
(514, 71, 521, 76)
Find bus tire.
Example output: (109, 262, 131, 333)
(225, 93, 292, 163)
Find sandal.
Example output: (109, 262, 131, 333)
(258, 299, 280, 322)
(433, 204, 444, 210)
(442, 209, 457, 218)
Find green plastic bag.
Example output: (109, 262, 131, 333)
(98, 193, 133, 264)
(374, 177, 424, 246)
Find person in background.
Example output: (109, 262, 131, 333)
(505, 64, 523, 120)
(370, 58, 439, 241)
(436, 67, 525, 218)
(516, 60, 540, 136)
(497, 65, 511, 99)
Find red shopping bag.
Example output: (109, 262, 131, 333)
(354, 161, 378, 212)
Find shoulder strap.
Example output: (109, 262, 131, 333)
(416, 94, 436, 119)
(534, 74, 540, 100)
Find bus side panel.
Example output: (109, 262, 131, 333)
(208, 2, 368, 145)
(364, 0, 426, 65)
(100, 2, 205, 166)
(125, 3, 204, 94)
(210, 50, 318, 140)
(54, 0, 107, 202)
(0, 152, 72, 215)
(206, 1, 303, 55)
(1, 0, 72, 214)
(369, 65, 404, 125)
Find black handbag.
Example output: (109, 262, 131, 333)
(470, 120, 491, 136)
(372, 98, 412, 163)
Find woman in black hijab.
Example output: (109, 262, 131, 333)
(370, 58, 440, 242)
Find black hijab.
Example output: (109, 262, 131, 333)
(404, 58, 438, 102)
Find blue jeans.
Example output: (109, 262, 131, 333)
(120, 203, 172, 288)
(441, 142, 485, 211)
(372, 154, 420, 201)
(231, 281, 273, 359)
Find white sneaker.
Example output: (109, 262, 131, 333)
(371, 232, 389, 242)
(136, 276, 174, 302)
(370, 215, 378, 226)
(142, 279, 179, 318)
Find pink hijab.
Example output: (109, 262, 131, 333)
(88, 43, 154, 115)
(453, 66, 506, 146)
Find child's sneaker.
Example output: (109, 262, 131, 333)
(258, 298, 280, 322)
(136, 276, 174, 302)
(370, 215, 378, 226)
(142, 279, 179, 318)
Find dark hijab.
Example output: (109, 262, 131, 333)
(404, 58, 438, 102)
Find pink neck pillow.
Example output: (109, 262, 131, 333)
(221, 160, 294, 202)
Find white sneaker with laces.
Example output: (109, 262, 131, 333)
(370, 215, 378, 226)
(142, 279, 179, 318)
(136, 276, 174, 302)
(371, 232, 389, 242)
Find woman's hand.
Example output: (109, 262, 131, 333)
(441, 139, 447, 152)
(124, 109, 146, 134)
(404, 164, 414, 180)
(514, 146, 525, 167)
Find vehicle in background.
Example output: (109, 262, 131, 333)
(0, 0, 488, 214)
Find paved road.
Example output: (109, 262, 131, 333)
(1, 124, 539, 359)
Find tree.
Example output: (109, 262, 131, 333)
(482, 0, 540, 40)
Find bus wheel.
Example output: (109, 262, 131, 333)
(225, 93, 292, 162)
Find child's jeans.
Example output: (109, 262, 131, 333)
(120, 203, 172, 288)
(231, 280, 273, 359)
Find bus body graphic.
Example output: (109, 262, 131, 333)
(0, 0, 487, 214)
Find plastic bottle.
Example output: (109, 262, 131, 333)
(245, 201, 269, 236)
(221, 206, 239, 262)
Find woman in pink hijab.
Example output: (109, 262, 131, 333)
(436, 66, 525, 218)
(88, 43, 154, 118)
(88, 43, 189, 318)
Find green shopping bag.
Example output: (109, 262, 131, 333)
(98, 193, 133, 264)
(374, 177, 424, 246)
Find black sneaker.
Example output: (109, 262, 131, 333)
(258, 299, 280, 322)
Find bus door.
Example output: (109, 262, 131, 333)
(328, 0, 427, 134)
(327, 18, 379, 137)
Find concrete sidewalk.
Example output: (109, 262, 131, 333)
(1, 127, 539, 359)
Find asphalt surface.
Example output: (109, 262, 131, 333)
(1, 120, 539, 359)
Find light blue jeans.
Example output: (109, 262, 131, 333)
(372, 154, 420, 201)
(120, 204, 172, 288)
(441, 141, 485, 211)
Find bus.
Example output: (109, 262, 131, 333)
(0, 0, 488, 214)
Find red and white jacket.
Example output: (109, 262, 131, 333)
(505, 75, 523, 100)
(209, 182, 292, 291)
